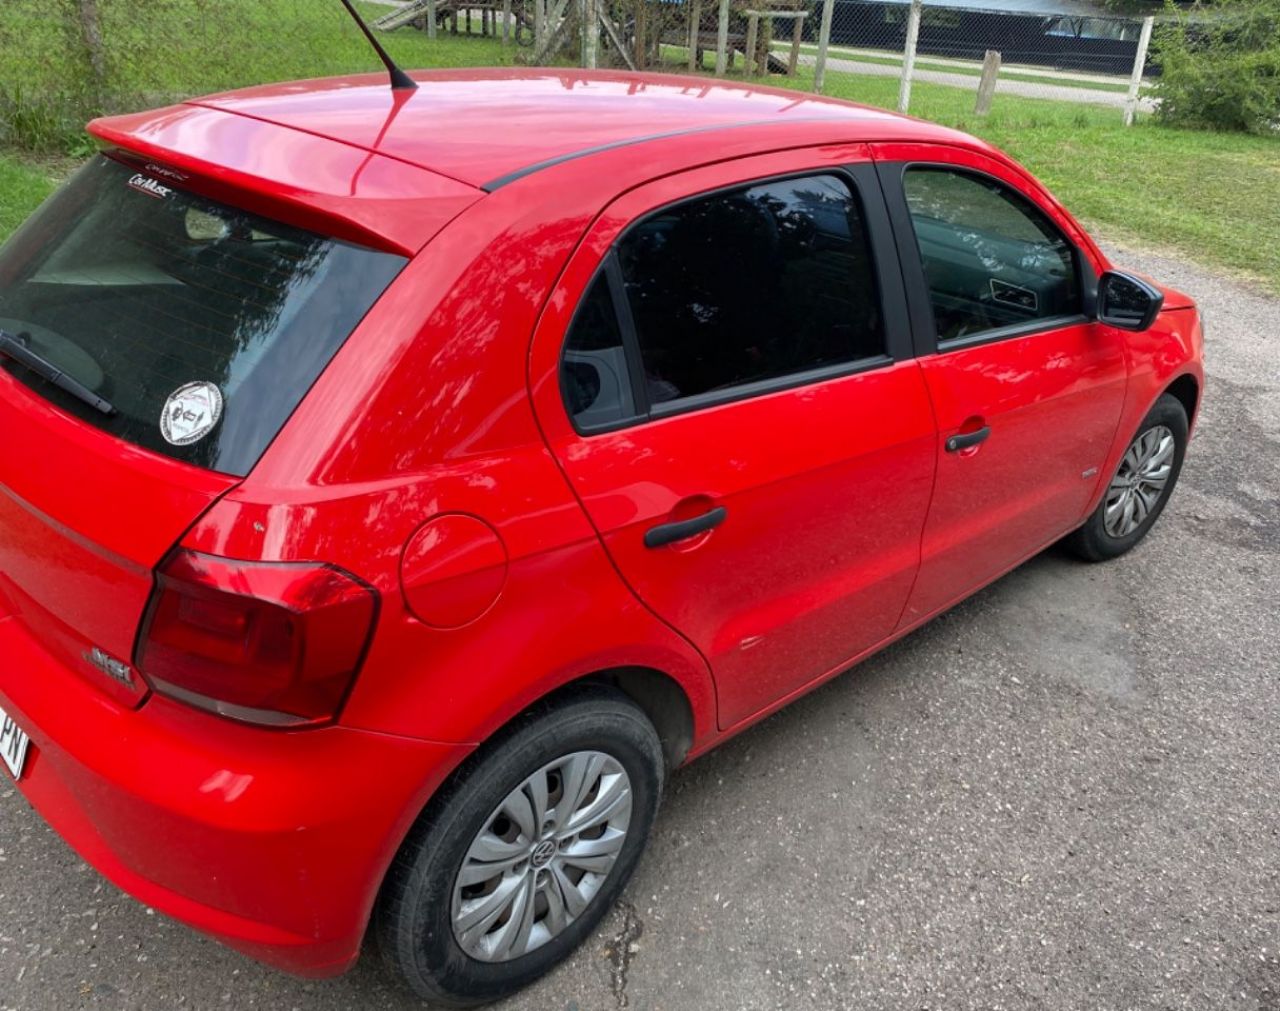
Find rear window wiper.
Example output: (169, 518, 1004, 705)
(0, 328, 115, 416)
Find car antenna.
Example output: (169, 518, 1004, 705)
(338, 0, 418, 91)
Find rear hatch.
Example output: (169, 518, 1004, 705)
(0, 154, 410, 705)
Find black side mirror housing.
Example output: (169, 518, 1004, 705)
(1097, 270, 1164, 331)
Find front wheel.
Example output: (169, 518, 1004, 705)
(1067, 393, 1189, 562)
(375, 688, 664, 1007)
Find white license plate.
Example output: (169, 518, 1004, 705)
(0, 706, 31, 781)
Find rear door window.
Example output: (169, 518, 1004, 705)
(618, 174, 884, 406)
(560, 172, 886, 430)
(0, 156, 406, 476)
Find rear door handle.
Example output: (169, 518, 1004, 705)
(644, 507, 727, 549)
(945, 427, 991, 453)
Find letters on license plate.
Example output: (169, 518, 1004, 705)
(0, 708, 31, 781)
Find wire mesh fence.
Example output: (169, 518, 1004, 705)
(0, 0, 1159, 153)
(825, 2, 1149, 75)
(368, 0, 1158, 120)
(809, 0, 1155, 119)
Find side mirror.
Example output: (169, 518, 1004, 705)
(1097, 270, 1164, 331)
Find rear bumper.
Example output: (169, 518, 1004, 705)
(0, 614, 471, 976)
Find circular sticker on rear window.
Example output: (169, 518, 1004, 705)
(160, 382, 223, 446)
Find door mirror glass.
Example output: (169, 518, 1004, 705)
(1097, 270, 1163, 331)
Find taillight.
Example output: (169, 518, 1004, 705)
(137, 550, 378, 728)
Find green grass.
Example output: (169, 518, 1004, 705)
(0, 16, 1277, 293)
(0, 1, 515, 93)
(0, 154, 56, 239)
(0, 1, 516, 150)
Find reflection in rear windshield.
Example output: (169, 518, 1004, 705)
(0, 156, 406, 476)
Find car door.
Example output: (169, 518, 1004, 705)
(529, 148, 937, 730)
(873, 145, 1128, 624)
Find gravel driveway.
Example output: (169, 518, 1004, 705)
(1, 245, 1277, 1011)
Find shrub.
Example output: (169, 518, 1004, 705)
(1152, 0, 1280, 133)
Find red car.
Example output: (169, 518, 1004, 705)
(0, 69, 1202, 1005)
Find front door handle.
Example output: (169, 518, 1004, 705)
(644, 506, 728, 549)
(945, 426, 991, 453)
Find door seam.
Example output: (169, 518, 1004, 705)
(892, 358, 941, 632)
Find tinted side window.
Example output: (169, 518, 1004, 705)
(616, 174, 884, 406)
(562, 273, 637, 429)
(903, 168, 1081, 343)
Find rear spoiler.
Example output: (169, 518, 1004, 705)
(89, 104, 481, 256)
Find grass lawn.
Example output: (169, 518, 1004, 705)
(0, 154, 56, 239)
(0, 2, 515, 94)
(0, 17, 1276, 293)
(0, 2, 516, 150)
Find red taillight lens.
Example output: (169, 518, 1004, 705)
(137, 550, 378, 727)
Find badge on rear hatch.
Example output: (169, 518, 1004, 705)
(161, 382, 223, 446)
(128, 173, 173, 200)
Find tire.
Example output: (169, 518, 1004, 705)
(375, 688, 664, 1007)
(1067, 393, 1189, 562)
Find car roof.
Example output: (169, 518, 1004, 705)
(186, 68, 973, 190)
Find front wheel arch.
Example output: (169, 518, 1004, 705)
(1067, 392, 1189, 562)
(1164, 373, 1200, 429)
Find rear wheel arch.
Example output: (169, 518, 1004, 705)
(371, 665, 696, 921)
(576, 666, 695, 771)
(463, 666, 696, 775)
(375, 686, 665, 1003)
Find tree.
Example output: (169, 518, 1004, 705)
(1152, 0, 1280, 133)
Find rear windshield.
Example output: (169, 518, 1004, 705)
(0, 156, 406, 476)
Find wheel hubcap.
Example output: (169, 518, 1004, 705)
(1103, 424, 1175, 539)
(451, 751, 632, 963)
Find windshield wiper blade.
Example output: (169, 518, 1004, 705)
(0, 328, 115, 416)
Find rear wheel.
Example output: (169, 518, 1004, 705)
(1067, 393, 1188, 562)
(376, 689, 664, 1007)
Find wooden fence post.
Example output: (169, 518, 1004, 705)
(501, 0, 511, 43)
(744, 12, 759, 76)
(714, 0, 731, 76)
(583, 0, 598, 66)
(688, 0, 703, 70)
(897, 0, 922, 113)
(974, 48, 1001, 115)
(634, 0, 647, 69)
(761, 13, 774, 76)
(427, 0, 438, 39)
(788, 13, 804, 76)
(1124, 15, 1155, 127)
(813, 0, 834, 93)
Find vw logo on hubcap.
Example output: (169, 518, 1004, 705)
(531, 839, 557, 869)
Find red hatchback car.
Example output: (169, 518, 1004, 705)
(0, 69, 1202, 1005)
